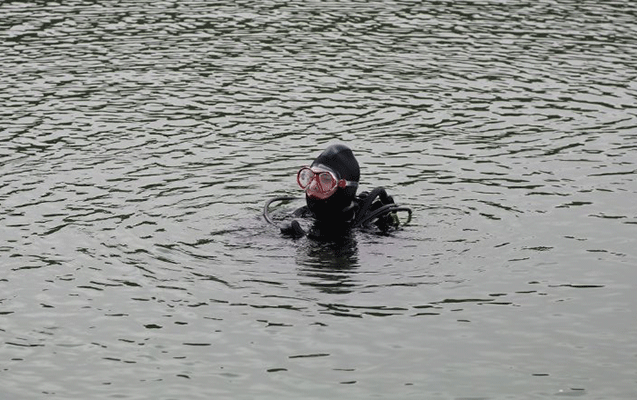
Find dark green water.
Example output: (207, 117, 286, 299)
(1, 1, 636, 399)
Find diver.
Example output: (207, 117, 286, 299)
(264, 143, 412, 238)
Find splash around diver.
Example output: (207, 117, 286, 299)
(264, 143, 412, 239)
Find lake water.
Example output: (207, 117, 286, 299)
(1, 0, 636, 399)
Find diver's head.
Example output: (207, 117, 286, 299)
(297, 144, 360, 222)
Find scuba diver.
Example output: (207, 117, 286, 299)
(264, 143, 412, 238)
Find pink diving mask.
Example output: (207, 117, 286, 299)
(297, 166, 358, 200)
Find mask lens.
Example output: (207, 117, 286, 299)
(317, 172, 336, 191)
(297, 168, 314, 188)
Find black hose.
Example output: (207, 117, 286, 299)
(352, 187, 412, 228)
(263, 196, 307, 237)
(356, 204, 412, 227)
(353, 187, 387, 227)
(263, 196, 298, 225)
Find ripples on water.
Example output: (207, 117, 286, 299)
(1, 0, 637, 398)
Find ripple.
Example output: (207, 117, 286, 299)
(2, 0, 637, 399)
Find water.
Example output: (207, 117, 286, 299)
(1, 0, 636, 398)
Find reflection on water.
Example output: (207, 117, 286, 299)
(297, 235, 359, 294)
(1, 0, 637, 398)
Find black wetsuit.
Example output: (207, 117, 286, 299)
(264, 186, 412, 238)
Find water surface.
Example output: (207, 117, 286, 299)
(1, 0, 637, 399)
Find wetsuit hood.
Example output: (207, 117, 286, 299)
(310, 144, 359, 192)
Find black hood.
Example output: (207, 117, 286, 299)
(310, 144, 359, 191)
(306, 144, 360, 222)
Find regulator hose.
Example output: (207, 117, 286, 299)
(352, 187, 411, 228)
(263, 196, 306, 237)
(356, 204, 412, 227)
(263, 196, 298, 225)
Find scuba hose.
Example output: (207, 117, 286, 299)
(355, 203, 412, 227)
(352, 187, 411, 228)
(263, 196, 297, 225)
(263, 196, 306, 237)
